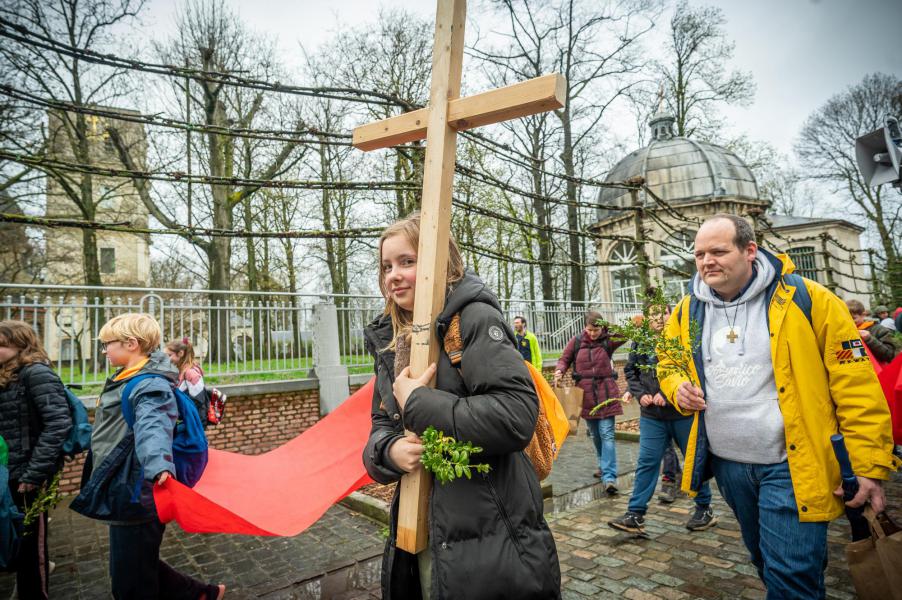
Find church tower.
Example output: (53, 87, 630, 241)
(44, 108, 151, 286)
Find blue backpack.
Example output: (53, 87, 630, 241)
(120, 374, 208, 488)
(61, 387, 92, 458)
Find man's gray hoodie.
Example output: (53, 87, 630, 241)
(693, 254, 787, 464)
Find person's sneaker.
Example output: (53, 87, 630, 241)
(604, 481, 618, 496)
(608, 511, 646, 534)
(592, 469, 602, 478)
(686, 506, 717, 531)
(658, 479, 678, 504)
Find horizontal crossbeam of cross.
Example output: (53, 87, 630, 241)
(352, 73, 566, 152)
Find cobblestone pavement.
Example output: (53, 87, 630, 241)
(549, 474, 902, 599)
(547, 422, 641, 496)
(0, 502, 387, 600)
(2, 432, 898, 599)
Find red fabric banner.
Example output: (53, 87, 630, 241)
(153, 378, 376, 536)
(865, 346, 902, 445)
(878, 354, 902, 445)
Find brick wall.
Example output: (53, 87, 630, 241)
(59, 383, 325, 494)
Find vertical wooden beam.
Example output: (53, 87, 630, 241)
(820, 233, 838, 293)
(629, 181, 651, 297)
(867, 248, 881, 300)
(395, 0, 466, 555)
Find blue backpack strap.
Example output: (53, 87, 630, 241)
(120, 373, 164, 429)
(784, 273, 813, 326)
(687, 293, 707, 390)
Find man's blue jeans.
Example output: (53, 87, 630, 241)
(712, 456, 828, 600)
(628, 416, 711, 514)
(585, 417, 617, 483)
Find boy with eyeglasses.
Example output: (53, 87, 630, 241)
(71, 313, 224, 600)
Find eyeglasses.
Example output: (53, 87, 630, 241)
(100, 340, 121, 352)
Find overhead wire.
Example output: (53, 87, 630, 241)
(0, 85, 355, 146)
(0, 17, 413, 108)
(0, 14, 891, 289)
(0, 150, 419, 191)
(0, 212, 383, 239)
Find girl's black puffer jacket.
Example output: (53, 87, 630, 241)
(0, 363, 72, 485)
(363, 271, 561, 600)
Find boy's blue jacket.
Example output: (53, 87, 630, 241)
(70, 352, 178, 523)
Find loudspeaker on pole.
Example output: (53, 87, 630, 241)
(855, 116, 902, 188)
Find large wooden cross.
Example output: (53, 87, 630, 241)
(353, 0, 565, 554)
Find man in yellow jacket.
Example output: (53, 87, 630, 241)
(658, 214, 898, 599)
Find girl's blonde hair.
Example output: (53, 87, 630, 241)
(165, 337, 197, 374)
(0, 320, 51, 387)
(378, 212, 465, 350)
(98, 313, 161, 355)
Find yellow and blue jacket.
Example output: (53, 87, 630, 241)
(658, 248, 899, 522)
(515, 330, 544, 371)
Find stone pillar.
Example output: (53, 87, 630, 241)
(312, 298, 350, 415)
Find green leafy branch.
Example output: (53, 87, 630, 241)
(23, 471, 62, 531)
(420, 426, 490, 485)
(588, 396, 626, 416)
(596, 285, 700, 384)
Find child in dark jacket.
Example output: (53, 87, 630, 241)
(70, 313, 223, 600)
(165, 337, 207, 418)
(0, 320, 72, 600)
(608, 305, 717, 536)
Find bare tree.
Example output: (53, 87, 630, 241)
(0, 192, 44, 283)
(110, 0, 308, 294)
(726, 138, 815, 218)
(312, 8, 432, 219)
(796, 72, 902, 305)
(552, 0, 657, 301)
(149, 241, 203, 289)
(658, 0, 754, 140)
(0, 0, 146, 286)
(471, 0, 657, 302)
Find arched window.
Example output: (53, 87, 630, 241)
(660, 229, 696, 297)
(788, 247, 819, 282)
(608, 241, 640, 304)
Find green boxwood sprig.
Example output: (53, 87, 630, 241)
(420, 426, 490, 485)
(596, 285, 700, 384)
(23, 471, 62, 531)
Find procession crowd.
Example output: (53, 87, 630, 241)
(0, 212, 899, 599)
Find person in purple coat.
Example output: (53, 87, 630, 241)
(554, 311, 626, 494)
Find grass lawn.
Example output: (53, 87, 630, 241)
(59, 349, 579, 397)
(59, 355, 375, 397)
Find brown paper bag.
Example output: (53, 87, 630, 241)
(553, 385, 583, 436)
(847, 507, 902, 600)
(873, 509, 902, 598)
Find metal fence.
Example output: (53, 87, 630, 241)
(612, 279, 692, 306)
(0, 283, 641, 388)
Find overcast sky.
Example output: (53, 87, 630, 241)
(139, 0, 901, 157)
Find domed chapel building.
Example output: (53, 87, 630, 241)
(590, 111, 872, 305)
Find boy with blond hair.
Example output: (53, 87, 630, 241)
(71, 313, 223, 600)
